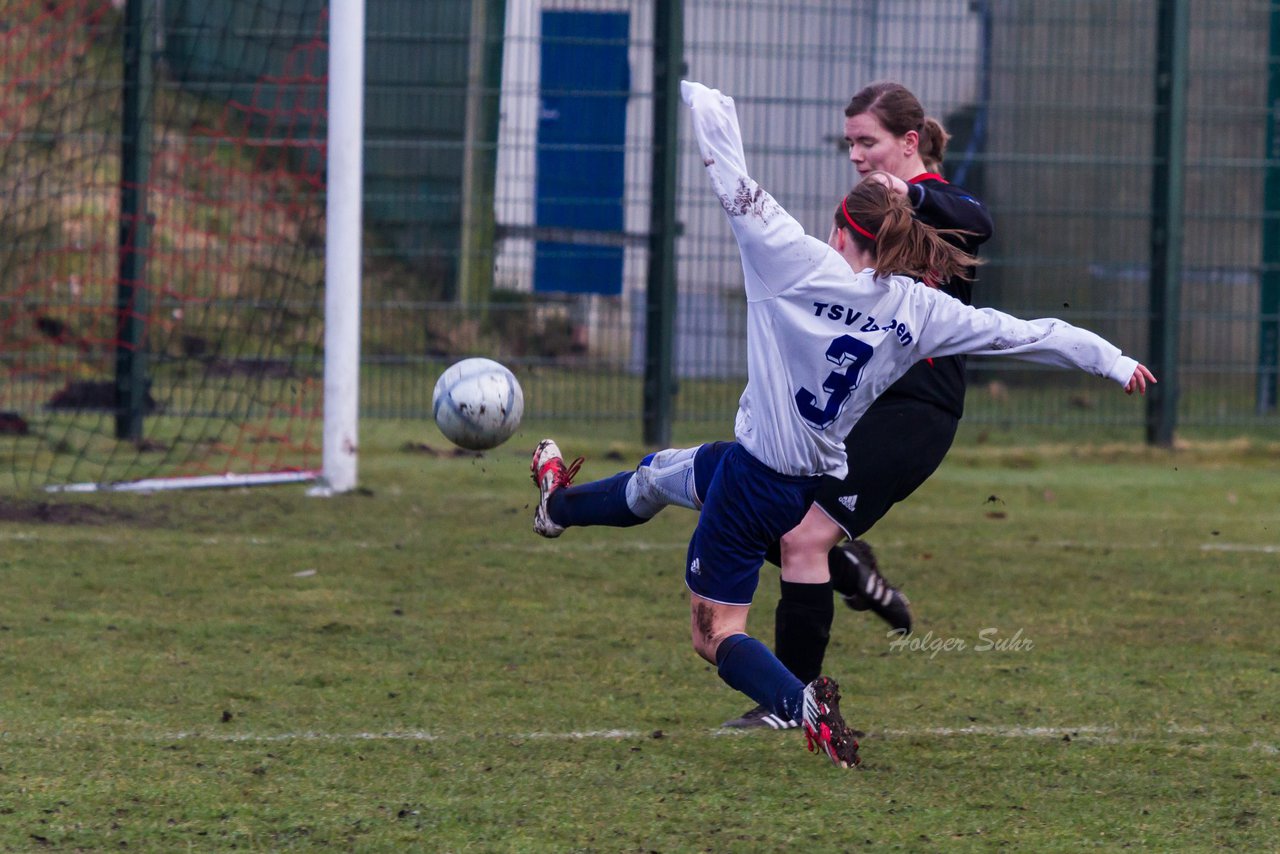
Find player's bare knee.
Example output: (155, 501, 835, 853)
(689, 622, 721, 663)
(690, 600, 715, 660)
(690, 600, 739, 663)
(780, 525, 835, 565)
(690, 633, 717, 664)
(691, 628, 740, 664)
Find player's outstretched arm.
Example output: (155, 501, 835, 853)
(681, 79, 833, 302)
(912, 294, 1148, 391)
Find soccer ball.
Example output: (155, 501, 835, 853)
(431, 357, 525, 450)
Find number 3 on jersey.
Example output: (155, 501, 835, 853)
(795, 334, 875, 429)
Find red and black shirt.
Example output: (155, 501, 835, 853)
(876, 173, 993, 418)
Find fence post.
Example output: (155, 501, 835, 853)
(459, 0, 507, 310)
(1259, 8, 1280, 413)
(643, 0, 682, 446)
(115, 0, 154, 441)
(1147, 0, 1189, 445)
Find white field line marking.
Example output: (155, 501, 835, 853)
(4, 530, 1267, 556)
(159, 728, 641, 743)
(511, 537, 1273, 556)
(0, 531, 390, 549)
(1200, 543, 1280, 554)
(878, 724, 1114, 738)
(503, 538, 1279, 558)
(500, 540, 687, 552)
(154, 724, 1277, 753)
(840, 538, 1280, 556)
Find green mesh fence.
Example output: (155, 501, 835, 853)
(5, 1, 1278, 492)
(403, 0, 1280, 441)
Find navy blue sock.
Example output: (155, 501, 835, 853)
(715, 633, 806, 722)
(547, 472, 646, 529)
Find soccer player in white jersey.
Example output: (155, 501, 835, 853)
(532, 81, 1154, 768)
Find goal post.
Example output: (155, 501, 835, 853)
(1, 0, 364, 495)
(312, 0, 365, 496)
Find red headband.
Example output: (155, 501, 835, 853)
(841, 197, 876, 241)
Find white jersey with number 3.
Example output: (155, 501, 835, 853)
(681, 80, 1139, 480)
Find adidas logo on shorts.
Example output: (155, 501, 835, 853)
(689, 557, 701, 575)
(838, 494, 858, 512)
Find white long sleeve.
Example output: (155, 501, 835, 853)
(681, 81, 838, 303)
(912, 293, 1139, 386)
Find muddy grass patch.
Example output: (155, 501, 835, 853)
(0, 499, 170, 527)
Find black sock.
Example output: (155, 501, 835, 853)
(774, 579, 834, 685)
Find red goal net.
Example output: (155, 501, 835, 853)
(0, 0, 329, 490)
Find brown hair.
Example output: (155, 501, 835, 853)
(845, 82, 951, 172)
(834, 173, 980, 285)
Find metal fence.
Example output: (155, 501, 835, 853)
(10, 1, 1277, 452)
(358, 0, 1280, 443)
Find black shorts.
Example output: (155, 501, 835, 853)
(814, 397, 959, 540)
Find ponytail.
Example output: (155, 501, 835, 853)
(917, 117, 951, 173)
(833, 172, 980, 285)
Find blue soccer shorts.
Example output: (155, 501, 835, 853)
(685, 443, 821, 606)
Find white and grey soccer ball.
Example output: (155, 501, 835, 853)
(431, 357, 524, 451)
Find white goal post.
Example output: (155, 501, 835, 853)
(41, 0, 366, 497)
(310, 0, 366, 497)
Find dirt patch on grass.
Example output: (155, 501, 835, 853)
(0, 499, 168, 527)
(399, 441, 482, 458)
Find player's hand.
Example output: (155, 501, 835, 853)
(681, 80, 716, 106)
(864, 170, 909, 197)
(1124, 363, 1156, 395)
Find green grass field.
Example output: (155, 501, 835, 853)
(1, 420, 1277, 851)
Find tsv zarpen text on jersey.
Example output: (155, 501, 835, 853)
(810, 302, 914, 346)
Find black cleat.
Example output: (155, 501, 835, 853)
(830, 539, 913, 634)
